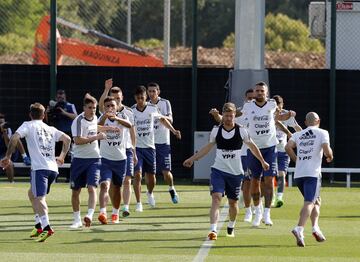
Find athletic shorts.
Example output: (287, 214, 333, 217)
(70, 158, 100, 190)
(155, 143, 171, 173)
(134, 147, 156, 174)
(277, 151, 290, 172)
(247, 146, 277, 179)
(99, 158, 126, 186)
(210, 167, 242, 200)
(126, 148, 134, 177)
(30, 169, 58, 197)
(295, 176, 321, 203)
(241, 155, 251, 181)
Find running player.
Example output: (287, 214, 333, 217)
(132, 86, 181, 211)
(285, 112, 333, 247)
(273, 95, 302, 208)
(97, 97, 131, 224)
(147, 82, 179, 203)
(184, 102, 269, 240)
(0, 103, 71, 242)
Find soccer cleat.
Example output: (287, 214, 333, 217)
(36, 229, 54, 242)
(111, 214, 119, 224)
(135, 202, 143, 212)
(292, 228, 305, 247)
(121, 207, 130, 217)
(169, 190, 179, 204)
(23, 156, 31, 166)
(83, 216, 92, 228)
(252, 208, 263, 227)
(30, 227, 43, 238)
(226, 227, 235, 237)
(98, 213, 108, 225)
(208, 231, 217, 240)
(244, 209, 253, 223)
(263, 212, 273, 226)
(69, 221, 82, 229)
(146, 192, 156, 208)
(312, 229, 326, 242)
(275, 199, 284, 208)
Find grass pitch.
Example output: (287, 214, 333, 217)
(0, 180, 359, 261)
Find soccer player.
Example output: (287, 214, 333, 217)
(285, 112, 333, 247)
(97, 97, 131, 224)
(99, 79, 137, 221)
(132, 86, 181, 211)
(273, 95, 302, 208)
(0, 103, 71, 242)
(147, 82, 179, 203)
(184, 102, 269, 240)
(70, 95, 113, 229)
(241, 82, 295, 226)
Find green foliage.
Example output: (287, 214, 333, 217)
(134, 38, 163, 49)
(0, 33, 33, 55)
(223, 13, 325, 53)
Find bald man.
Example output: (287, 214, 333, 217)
(285, 112, 333, 247)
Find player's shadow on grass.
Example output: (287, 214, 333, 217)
(124, 221, 208, 226)
(2, 211, 75, 216)
(149, 206, 209, 210)
(78, 227, 207, 234)
(321, 215, 360, 219)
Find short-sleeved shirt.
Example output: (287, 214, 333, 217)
(235, 114, 249, 156)
(99, 111, 128, 161)
(276, 109, 298, 152)
(71, 112, 100, 158)
(132, 103, 160, 149)
(16, 120, 64, 172)
(241, 99, 278, 149)
(209, 124, 250, 175)
(289, 126, 330, 179)
(150, 97, 173, 145)
(119, 106, 134, 150)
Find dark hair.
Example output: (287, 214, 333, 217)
(255, 81, 267, 87)
(83, 94, 97, 106)
(56, 89, 65, 95)
(30, 103, 45, 119)
(110, 86, 122, 94)
(245, 89, 254, 96)
(0, 113, 5, 119)
(147, 82, 160, 91)
(272, 95, 284, 105)
(104, 96, 116, 104)
(135, 85, 147, 96)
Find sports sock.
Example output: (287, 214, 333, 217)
(73, 211, 81, 222)
(87, 208, 95, 219)
(277, 176, 285, 193)
(40, 214, 50, 228)
(228, 220, 236, 229)
(35, 214, 41, 225)
(264, 208, 270, 216)
(277, 192, 283, 200)
(245, 207, 251, 214)
(296, 226, 304, 234)
(100, 207, 106, 214)
(169, 186, 175, 191)
(21, 153, 27, 159)
(210, 224, 217, 232)
(112, 208, 119, 215)
(123, 205, 129, 210)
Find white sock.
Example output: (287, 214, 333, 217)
(87, 208, 95, 219)
(40, 214, 50, 228)
(74, 211, 81, 222)
(210, 224, 217, 232)
(228, 220, 236, 228)
(100, 207, 106, 214)
(297, 226, 304, 234)
(245, 207, 251, 214)
(277, 192, 283, 199)
(123, 205, 129, 210)
(254, 204, 262, 213)
(35, 214, 41, 225)
(112, 208, 119, 215)
(312, 225, 320, 232)
(22, 153, 27, 159)
(169, 186, 175, 191)
(264, 208, 270, 216)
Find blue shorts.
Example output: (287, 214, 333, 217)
(126, 148, 134, 177)
(70, 158, 101, 190)
(155, 143, 171, 173)
(241, 155, 251, 181)
(295, 176, 321, 203)
(134, 147, 156, 174)
(100, 158, 126, 186)
(210, 168, 242, 200)
(30, 170, 58, 197)
(247, 146, 277, 179)
(277, 151, 290, 172)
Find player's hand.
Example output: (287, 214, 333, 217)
(183, 158, 194, 168)
(0, 157, 11, 170)
(105, 112, 116, 120)
(105, 78, 113, 91)
(261, 161, 270, 171)
(209, 108, 219, 117)
(97, 132, 107, 140)
(326, 155, 333, 163)
(173, 130, 181, 140)
(56, 156, 65, 166)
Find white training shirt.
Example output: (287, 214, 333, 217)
(235, 115, 249, 157)
(150, 97, 173, 145)
(289, 126, 330, 179)
(209, 125, 250, 175)
(241, 99, 278, 149)
(71, 112, 100, 158)
(132, 103, 160, 149)
(16, 120, 64, 172)
(99, 111, 128, 161)
(276, 109, 298, 152)
(119, 106, 134, 149)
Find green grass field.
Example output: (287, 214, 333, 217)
(0, 180, 359, 262)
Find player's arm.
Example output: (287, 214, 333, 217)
(275, 120, 292, 138)
(114, 116, 131, 128)
(322, 143, 333, 163)
(244, 139, 270, 171)
(129, 126, 138, 165)
(159, 117, 181, 139)
(209, 108, 222, 123)
(0, 132, 21, 169)
(183, 142, 215, 168)
(276, 110, 296, 121)
(56, 133, 71, 165)
(58, 107, 77, 120)
(285, 140, 297, 162)
(73, 132, 106, 145)
(99, 78, 113, 113)
(1, 127, 10, 147)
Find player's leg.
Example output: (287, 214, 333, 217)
(28, 187, 42, 237)
(98, 158, 112, 224)
(275, 152, 289, 207)
(242, 178, 252, 223)
(84, 158, 101, 228)
(133, 148, 143, 212)
(225, 173, 242, 237)
(121, 149, 134, 217)
(145, 172, 156, 207)
(109, 159, 126, 223)
(144, 147, 157, 208)
(310, 177, 325, 242)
